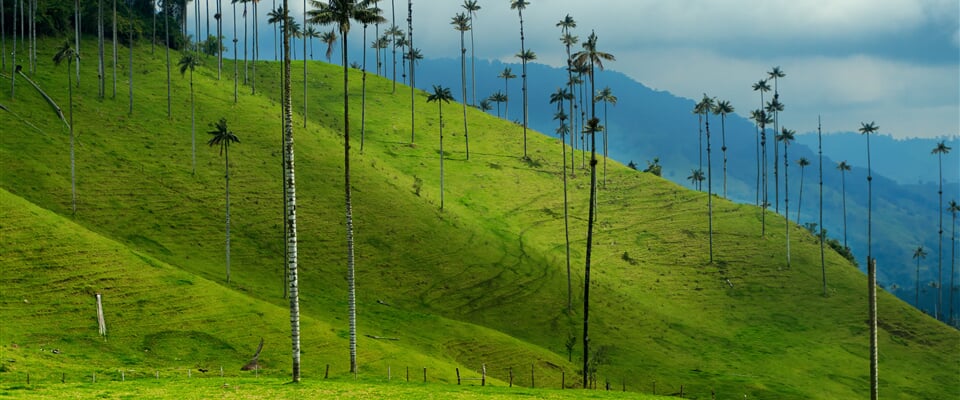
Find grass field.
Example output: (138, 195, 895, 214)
(1, 37, 957, 399)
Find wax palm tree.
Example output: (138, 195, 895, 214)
(306, 0, 378, 374)
(698, 94, 716, 263)
(778, 127, 796, 268)
(97, 0, 106, 98)
(406, 47, 422, 142)
(267, 6, 285, 57)
(515, 48, 536, 158)
(358, 6, 385, 152)
(688, 169, 705, 191)
(859, 121, 879, 267)
(489, 91, 506, 118)
(304, 26, 319, 59)
(817, 117, 826, 296)
(163, 0, 171, 116)
(451, 12, 471, 159)
(426, 85, 454, 210)
(237, 0, 249, 82)
(948, 200, 959, 324)
(713, 99, 734, 198)
(395, 35, 408, 83)
(595, 86, 617, 188)
(571, 30, 615, 388)
(914, 245, 928, 307)
(932, 140, 952, 320)
(478, 99, 492, 114)
(207, 117, 240, 283)
(766, 97, 784, 212)
(385, 24, 402, 90)
(692, 99, 709, 176)
(251, 0, 259, 93)
(230, 0, 241, 103)
(558, 18, 578, 175)
(510, 0, 530, 157)
(275, 0, 302, 382)
(497, 67, 516, 121)
(178, 52, 202, 175)
(372, 34, 390, 75)
(752, 79, 771, 206)
(836, 161, 852, 248)
(112, 0, 118, 98)
(796, 157, 810, 224)
(320, 29, 338, 62)
(53, 41, 78, 215)
(550, 87, 574, 314)
(459, 0, 480, 105)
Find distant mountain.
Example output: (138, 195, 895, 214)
(415, 57, 960, 315)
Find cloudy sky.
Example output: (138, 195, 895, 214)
(203, 0, 958, 139)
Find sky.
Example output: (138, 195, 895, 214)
(197, 0, 958, 139)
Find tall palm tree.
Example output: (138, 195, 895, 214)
(179, 52, 202, 175)
(687, 168, 705, 191)
(207, 117, 241, 284)
(127, 0, 134, 114)
(384, 24, 402, 91)
(488, 91, 506, 118)
(320, 29, 338, 62)
(238, 0, 249, 83)
(372, 34, 389, 75)
(251, 0, 259, 93)
(75, 0, 81, 84)
(426, 85, 454, 210)
(572, 30, 614, 389)
(817, 117, 826, 296)
(112, 0, 118, 98)
(231, 0, 240, 103)
(8, 0, 15, 98)
(451, 12, 471, 159)
(713, 99, 734, 198)
(53, 41, 78, 215)
(752, 79, 771, 206)
(276, 0, 302, 382)
(477, 99, 492, 113)
(766, 97, 784, 212)
(948, 200, 959, 324)
(779, 127, 796, 268)
(699, 94, 716, 264)
(462, 0, 480, 105)
(497, 67, 516, 121)
(98, 0, 106, 98)
(692, 100, 707, 177)
(406, 47, 422, 142)
(796, 157, 810, 224)
(595, 86, 617, 188)
(510, 0, 530, 158)
(358, 6, 385, 152)
(304, 26, 319, 59)
(558, 19, 578, 175)
(914, 245, 928, 307)
(165, 0, 171, 117)
(516, 48, 536, 158)
(932, 140, 952, 320)
(550, 87, 573, 314)
(835, 161, 852, 248)
(307, 0, 377, 374)
(395, 35, 408, 83)
(859, 121, 879, 267)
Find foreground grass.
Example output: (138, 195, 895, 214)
(2, 376, 674, 400)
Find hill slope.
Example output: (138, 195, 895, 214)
(1, 38, 958, 399)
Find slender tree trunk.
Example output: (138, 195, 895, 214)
(503, 77, 509, 121)
(341, 30, 359, 376)
(190, 68, 196, 175)
(697, 113, 703, 178)
(97, 0, 104, 98)
(391, 0, 397, 93)
(439, 102, 445, 209)
(916, 257, 922, 307)
(233, 1, 238, 103)
(281, 0, 302, 383)
(10, 0, 16, 99)
(129, 8, 134, 114)
(867, 133, 872, 269)
(868, 259, 878, 400)
(113, 0, 118, 98)
(721, 114, 728, 198)
(938, 153, 944, 321)
(361, 24, 368, 151)
(755, 120, 760, 206)
(559, 105, 572, 315)
(773, 117, 779, 214)
(582, 67, 598, 390)
(206, 0, 210, 39)
(225, 142, 231, 283)
(68, 60, 76, 215)
(407, 0, 414, 143)
(302, 0, 307, 127)
(460, 30, 469, 160)
(519, 9, 528, 159)
(818, 118, 826, 296)
(152, 0, 157, 54)
(468, 8, 475, 105)
(784, 141, 790, 268)
(950, 212, 956, 324)
(165, 1, 171, 118)
(243, 2, 248, 84)
(602, 100, 608, 188)
(841, 171, 847, 248)
(2, 0, 6, 71)
(218, 0, 223, 80)
(761, 124, 767, 236)
(706, 116, 713, 263)
(252, 0, 258, 94)
(797, 168, 804, 224)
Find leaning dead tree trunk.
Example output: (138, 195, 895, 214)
(242, 337, 265, 371)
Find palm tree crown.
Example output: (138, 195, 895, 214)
(207, 117, 240, 151)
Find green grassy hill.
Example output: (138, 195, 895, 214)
(1, 38, 957, 399)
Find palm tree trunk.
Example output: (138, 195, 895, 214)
(391, 0, 397, 93)
(565, 42, 574, 177)
(217, 0, 223, 80)
(916, 257, 922, 307)
(190, 69, 196, 175)
(755, 122, 760, 206)
(760, 126, 766, 236)
(1, 0, 6, 71)
(302, 0, 307, 128)
(280, 0, 302, 383)
(233, 2, 238, 103)
(361, 24, 368, 151)
(503, 77, 509, 121)
(129, 10, 134, 114)
(796, 168, 804, 224)
(950, 213, 956, 324)
(341, 30, 359, 376)
(112, 0, 118, 98)
(602, 100, 608, 188)
(206, 0, 210, 39)
(10, 0, 16, 99)
(407, 0, 414, 143)
(98, 0, 105, 98)
(518, 8, 527, 159)
(68, 59, 76, 215)
(868, 259, 878, 400)
(773, 120, 779, 213)
(460, 30, 469, 160)
(560, 107, 572, 315)
(721, 115, 728, 198)
(165, 2, 171, 118)
(439, 102, 445, 210)
(252, 0, 258, 94)
(841, 171, 847, 248)
(784, 142, 791, 268)
(867, 133, 872, 268)
(582, 67, 598, 390)
(225, 141, 231, 283)
(152, 0, 156, 54)
(938, 153, 944, 321)
(243, 2, 248, 84)
(818, 119, 826, 296)
(706, 116, 713, 263)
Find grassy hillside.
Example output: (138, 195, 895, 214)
(1, 37, 958, 399)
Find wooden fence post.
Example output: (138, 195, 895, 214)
(325, 364, 330, 379)
(652, 381, 656, 395)
(456, 367, 461, 385)
(423, 367, 427, 383)
(561, 371, 565, 389)
(530, 363, 535, 388)
(388, 366, 391, 381)
(680, 384, 684, 398)
(481, 364, 486, 387)
(406, 366, 409, 382)
(509, 367, 513, 387)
